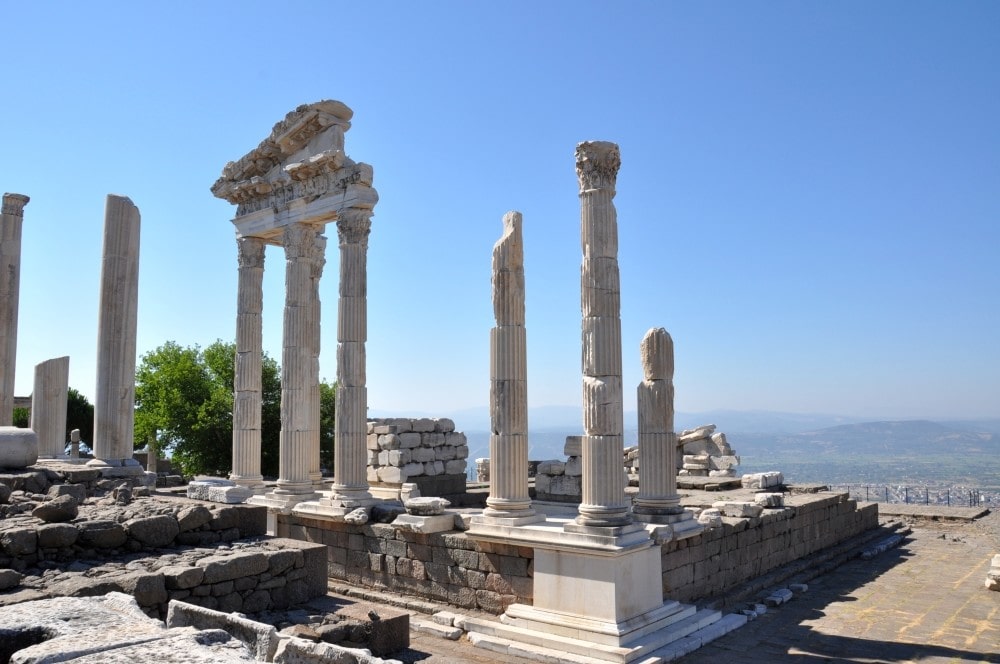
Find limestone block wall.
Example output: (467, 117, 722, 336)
(279, 491, 876, 615)
(278, 515, 533, 614)
(660, 492, 878, 602)
(533, 436, 583, 501)
(366, 418, 469, 495)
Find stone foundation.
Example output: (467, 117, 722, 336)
(278, 490, 877, 614)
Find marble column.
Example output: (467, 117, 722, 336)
(0, 193, 29, 426)
(483, 211, 537, 521)
(329, 208, 373, 505)
(231, 236, 266, 489)
(90, 195, 142, 474)
(32, 356, 70, 458)
(274, 222, 320, 496)
(309, 235, 327, 486)
(573, 141, 631, 529)
(633, 328, 685, 520)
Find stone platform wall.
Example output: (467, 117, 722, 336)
(278, 516, 534, 614)
(661, 492, 879, 602)
(278, 491, 878, 614)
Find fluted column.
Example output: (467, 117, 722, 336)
(91, 195, 142, 472)
(309, 235, 327, 485)
(0, 193, 29, 426)
(231, 236, 265, 488)
(32, 356, 70, 458)
(633, 328, 684, 520)
(329, 208, 373, 503)
(574, 141, 631, 528)
(275, 223, 321, 495)
(484, 211, 537, 520)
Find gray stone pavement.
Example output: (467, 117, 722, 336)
(373, 508, 1000, 663)
(681, 509, 1000, 663)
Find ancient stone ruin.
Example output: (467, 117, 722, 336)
(0, 101, 892, 664)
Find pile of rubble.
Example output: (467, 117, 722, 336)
(676, 424, 740, 478)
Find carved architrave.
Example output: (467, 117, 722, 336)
(575, 141, 621, 193)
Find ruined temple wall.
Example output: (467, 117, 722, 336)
(660, 492, 879, 603)
(277, 491, 877, 615)
(278, 515, 533, 614)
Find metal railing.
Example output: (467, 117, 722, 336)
(830, 484, 993, 508)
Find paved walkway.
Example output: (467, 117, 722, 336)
(682, 510, 1000, 663)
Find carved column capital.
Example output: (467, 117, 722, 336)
(282, 222, 321, 259)
(237, 236, 266, 269)
(309, 234, 328, 278)
(336, 208, 372, 246)
(575, 141, 621, 193)
(2, 193, 30, 217)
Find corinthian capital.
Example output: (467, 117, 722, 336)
(282, 222, 321, 259)
(237, 236, 266, 269)
(575, 141, 621, 193)
(309, 234, 328, 277)
(2, 193, 30, 217)
(336, 208, 372, 246)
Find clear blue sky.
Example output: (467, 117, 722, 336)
(3, 2, 998, 421)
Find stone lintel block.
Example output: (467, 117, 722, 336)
(411, 418, 437, 433)
(337, 296, 367, 342)
(581, 317, 623, 377)
(435, 418, 456, 433)
(563, 436, 583, 457)
(582, 376, 623, 436)
(679, 424, 716, 442)
(490, 380, 527, 435)
(490, 327, 527, 381)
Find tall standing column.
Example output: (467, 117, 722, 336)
(231, 236, 266, 488)
(574, 141, 631, 528)
(91, 195, 142, 474)
(0, 193, 29, 425)
(633, 328, 683, 519)
(309, 235, 327, 485)
(483, 211, 538, 521)
(32, 356, 70, 458)
(329, 208, 373, 505)
(274, 222, 320, 496)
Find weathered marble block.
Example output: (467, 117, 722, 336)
(741, 471, 784, 490)
(712, 501, 764, 518)
(0, 426, 38, 468)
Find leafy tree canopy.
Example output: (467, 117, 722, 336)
(135, 339, 334, 479)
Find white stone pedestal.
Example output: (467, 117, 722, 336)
(466, 515, 720, 662)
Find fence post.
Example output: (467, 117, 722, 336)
(905, 487, 909, 504)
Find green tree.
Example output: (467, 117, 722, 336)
(134, 339, 334, 478)
(12, 407, 29, 428)
(65, 388, 94, 447)
(319, 380, 337, 473)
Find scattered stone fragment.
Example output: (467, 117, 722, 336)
(344, 508, 370, 525)
(32, 494, 79, 522)
(403, 496, 450, 516)
(697, 508, 723, 527)
(755, 492, 784, 508)
(789, 583, 809, 593)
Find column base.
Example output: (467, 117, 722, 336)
(575, 502, 633, 528)
(472, 510, 546, 528)
(229, 474, 267, 492)
(633, 507, 703, 537)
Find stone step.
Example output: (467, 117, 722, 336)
(465, 604, 728, 664)
(650, 612, 748, 662)
(411, 618, 462, 640)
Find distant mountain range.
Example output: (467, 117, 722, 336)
(387, 406, 1000, 463)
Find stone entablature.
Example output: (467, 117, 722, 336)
(211, 100, 377, 243)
